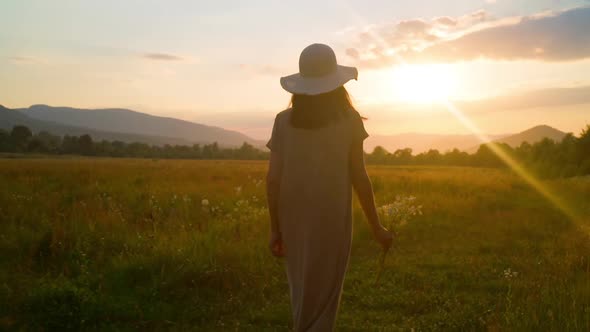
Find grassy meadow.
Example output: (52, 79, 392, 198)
(1, 158, 589, 331)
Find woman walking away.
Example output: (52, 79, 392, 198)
(266, 43, 393, 331)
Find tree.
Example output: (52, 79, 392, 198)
(27, 137, 47, 153)
(77, 134, 94, 155)
(36, 131, 62, 153)
(557, 133, 577, 166)
(111, 141, 127, 157)
(424, 149, 442, 165)
(393, 148, 413, 164)
(237, 142, 257, 159)
(10, 125, 32, 151)
(443, 148, 469, 166)
(127, 142, 151, 158)
(61, 135, 79, 154)
(367, 146, 390, 164)
(202, 143, 220, 159)
(577, 125, 590, 159)
(191, 144, 202, 159)
(578, 125, 590, 174)
(0, 129, 12, 152)
(473, 143, 509, 167)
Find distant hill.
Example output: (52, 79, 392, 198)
(2, 104, 569, 153)
(466, 125, 568, 152)
(365, 125, 568, 154)
(364, 133, 507, 154)
(494, 125, 567, 147)
(16, 104, 263, 148)
(0, 105, 203, 146)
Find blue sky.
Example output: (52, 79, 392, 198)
(1, 0, 589, 137)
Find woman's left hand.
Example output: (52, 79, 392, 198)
(269, 231, 285, 257)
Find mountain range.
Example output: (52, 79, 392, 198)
(364, 125, 567, 154)
(0, 104, 569, 152)
(491, 125, 567, 148)
(1, 104, 264, 148)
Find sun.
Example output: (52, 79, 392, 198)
(390, 64, 458, 104)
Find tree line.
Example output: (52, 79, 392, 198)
(0, 125, 268, 160)
(1, 124, 588, 178)
(365, 125, 590, 178)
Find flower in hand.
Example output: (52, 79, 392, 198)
(373, 225, 393, 252)
(374, 195, 422, 284)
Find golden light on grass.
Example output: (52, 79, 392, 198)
(440, 100, 582, 224)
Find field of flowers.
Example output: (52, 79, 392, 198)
(0, 158, 589, 331)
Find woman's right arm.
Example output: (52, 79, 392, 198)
(266, 150, 282, 235)
(349, 140, 393, 251)
(266, 150, 284, 257)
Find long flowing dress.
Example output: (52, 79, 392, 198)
(266, 108, 369, 331)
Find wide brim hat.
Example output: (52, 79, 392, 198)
(280, 43, 358, 95)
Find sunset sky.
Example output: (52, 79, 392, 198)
(1, 0, 590, 138)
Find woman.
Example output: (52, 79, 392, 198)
(266, 43, 392, 331)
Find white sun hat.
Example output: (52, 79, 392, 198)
(280, 43, 358, 95)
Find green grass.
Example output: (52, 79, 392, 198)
(0, 159, 589, 331)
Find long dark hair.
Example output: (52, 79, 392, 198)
(289, 86, 358, 129)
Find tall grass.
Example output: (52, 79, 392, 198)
(0, 159, 588, 330)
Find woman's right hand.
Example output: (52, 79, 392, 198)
(269, 230, 285, 257)
(372, 225, 393, 252)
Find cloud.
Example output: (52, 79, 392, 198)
(345, 48, 360, 60)
(345, 9, 494, 67)
(414, 7, 590, 63)
(6, 56, 47, 65)
(142, 53, 184, 61)
(433, 16, 458, 27)
(346, 6, 590, 67)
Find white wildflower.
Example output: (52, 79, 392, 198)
(375, 194, 423, 285)
(503, 268, 518, 279)
(378, 195, 423, 230)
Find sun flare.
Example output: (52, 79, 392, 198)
(390, 64, 458, 104)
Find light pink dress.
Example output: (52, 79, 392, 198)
(267, 108, 368, 331)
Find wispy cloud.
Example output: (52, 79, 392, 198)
(346, 6, 590, 67)
(6, 56, 47, 65)
(414, 7, 590, 63)
(345, 9, 494, 66)
(142, 53, 184, 61)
